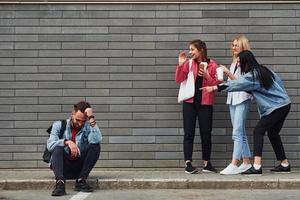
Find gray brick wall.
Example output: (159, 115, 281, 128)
(0, 2, 299, 169)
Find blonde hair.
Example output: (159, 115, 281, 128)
(231, 35, 250, 59)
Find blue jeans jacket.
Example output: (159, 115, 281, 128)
(47, 119, 102, 156)
(223, 70, 290, 117)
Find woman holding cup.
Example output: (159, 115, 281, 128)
(175, 39, 218, 174)
(218, 35, 253, 175)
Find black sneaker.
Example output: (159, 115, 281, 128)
(74, 178, 93, 192)
(185, 162, 198, 174)
(270, 164, 291, 173)
(203, 161, 218, 173)
(52, 179, 66, 196)
(241, 166, 262, 175)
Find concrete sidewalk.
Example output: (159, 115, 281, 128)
(1, 169, 300, 190)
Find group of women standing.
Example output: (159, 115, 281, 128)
(175, 35, 291, 175)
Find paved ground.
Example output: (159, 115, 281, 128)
(1, 189, 300, 200)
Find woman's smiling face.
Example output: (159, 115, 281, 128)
(189, 44, 202, 61)
(232, 39, 241, 57)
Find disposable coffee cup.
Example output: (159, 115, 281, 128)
(199, 62, 207, 71)
(216, 67, 224, 81)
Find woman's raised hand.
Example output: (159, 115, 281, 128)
(178, 51, 187, 65)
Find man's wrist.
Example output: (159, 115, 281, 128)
(89, 120, 96, 126)
(88, 115, 94, 120)
(64, 139, 68, 146)
(88, 116, 96, 127)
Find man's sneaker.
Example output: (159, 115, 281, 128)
(203, 161, 218, 173)
(270, 164, 291, 173)
(185, 162, 198, 174)
(220, 163, 239, 175)
(74, 178, 93, 192)
(241, 166, 262, 175)
(238, 163, 252, 173)
(52, 179, 66, 196)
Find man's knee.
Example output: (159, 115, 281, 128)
(89, 143, 100, 151)
(87, 143, 101, 157)
(52, 146, 64, 156)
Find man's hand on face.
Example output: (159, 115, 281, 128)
(85, 108, 93, 118)
(85, 108, 96, 127)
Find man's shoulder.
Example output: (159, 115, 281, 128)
(52, 119, 68, 129)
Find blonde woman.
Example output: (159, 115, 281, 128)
(219, 35, 252, 175)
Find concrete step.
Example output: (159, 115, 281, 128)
(1, 170, 300, 190)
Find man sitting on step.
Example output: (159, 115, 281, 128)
(47, 101, 102, 196)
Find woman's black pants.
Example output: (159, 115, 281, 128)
(183, 102, 213, 162)
(253, 104, 290, 161)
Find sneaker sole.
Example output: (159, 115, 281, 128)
(51, 192, 66, 196)
(220, 172, 240, 175)
(74, 188, 94, 192)
(241, 173, 262, 176)
(81, 189, 93, 193)
(238, 167, 252, 173)
(202, 170, 217, 173)
(185, 170, 198, 174)
(238, 169, 251, 173)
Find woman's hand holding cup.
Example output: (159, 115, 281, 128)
(219, 64, 229, 75)
(198, 62, 207, 77)
(219, 64, 236, 80)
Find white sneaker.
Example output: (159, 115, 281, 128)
(238, 163, 252, 173)
(220, 164, 239, 175)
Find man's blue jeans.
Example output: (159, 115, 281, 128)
(229, 99, 251, 160)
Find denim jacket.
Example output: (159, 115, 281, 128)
(226, 61, 252, 105)
(222, 70, 290, 117)
(47, 119, 102, 155)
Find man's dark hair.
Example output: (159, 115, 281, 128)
(73, 101, 91, 113)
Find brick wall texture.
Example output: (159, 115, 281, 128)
(0, 2, 299, 169)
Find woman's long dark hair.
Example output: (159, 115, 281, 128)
(238, 50, 274, 90)
(189, 39, 209, 62)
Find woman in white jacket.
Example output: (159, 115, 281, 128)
(219, 35, 252, 175)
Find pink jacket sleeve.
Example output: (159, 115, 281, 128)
(175, 60, 190, 84)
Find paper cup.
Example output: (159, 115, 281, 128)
(216, 67, 224, 81)
(199, 62, 207, 71)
